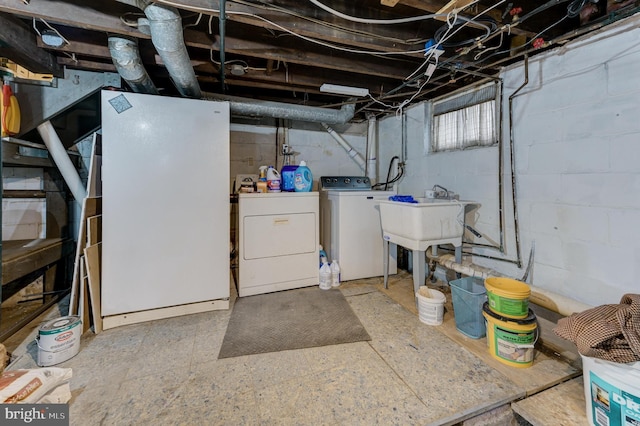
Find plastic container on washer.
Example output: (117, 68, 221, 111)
(281, 144, 297, 192)
(294, 161, 313, 192)
(267, 166, 281, 192)
(281, 164, 297, 192)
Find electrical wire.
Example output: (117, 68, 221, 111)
(183, 12, 203, 29)
(154, 0, 428, 56)
(233, 0, 428, 45)
(233, 10, 429, 55)
(448, 0, 584, 70)
(365, 0, 507, 114)
(209, 51, 278, 72)
(32, 18, 70, 46)
(396, 58, 437, 112)
(153, 0, 508, 115)
(433, 16, 497, 48)
(464, 14, 569, 67)
(403, 13, 457, 83)
(474, 30, 505, 61)
(119, 12, 144, 27)
(307, 0, 476, 25)
(366, 93, 396, 109)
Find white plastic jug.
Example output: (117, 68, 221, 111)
(330, 260, 341, 287)
(319, 259, 331, 290)
(267, 166, 281, 192)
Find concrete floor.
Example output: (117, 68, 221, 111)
(3, 271, 584, 425)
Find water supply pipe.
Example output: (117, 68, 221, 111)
(507, 54, 529, 268)
(204, 93, 355, 124)
(497, 79, 505, 253)
(37, 121, 87, 202)
(108, 36, 159, 95)
(366, 114, 377, 182)
(321, 123, 366, 171)
(219, 0, 226, 93)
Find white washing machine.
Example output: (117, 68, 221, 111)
(319, 176, 397, 281)
(238, 192, 319, 297)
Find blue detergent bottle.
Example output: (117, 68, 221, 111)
(294, 161, 313, 192)
(280, 145, 297, 192)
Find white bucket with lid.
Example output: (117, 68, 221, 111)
(36, 316, 82, 367)
(581, 354, 640, 425)
(416, 287, 446, 326)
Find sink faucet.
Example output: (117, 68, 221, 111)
(432, 184, 449, 199)
(432, 184, 448, 194)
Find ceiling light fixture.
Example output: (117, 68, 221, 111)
(320, 83, 369, 97)
(33, 18, 69, 48)
(40, 29, 65, 47)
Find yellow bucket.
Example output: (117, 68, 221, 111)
(483, 302, 537, 368)
(484, 277, 531, 319)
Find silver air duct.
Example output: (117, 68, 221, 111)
(204, 93, 355, 124)
(108, 36, 159, 95)
(116, 0, 201, 98)
(144, 3, 201, 98)
(115, 1, 354, 124)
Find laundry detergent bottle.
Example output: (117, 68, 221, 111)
(294, 160, 313, 192)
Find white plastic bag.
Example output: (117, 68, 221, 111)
(0, 367, 72, 404)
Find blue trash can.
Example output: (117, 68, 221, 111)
(449, 277, 487, 339)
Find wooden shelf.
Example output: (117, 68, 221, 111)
(2, 238, 73, 285)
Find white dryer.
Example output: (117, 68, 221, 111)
(319, 176, 397, 281)
(238, 192, 319, 296)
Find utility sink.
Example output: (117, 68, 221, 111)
(378, 198, 475, 251)
(377, 198, 478, 297)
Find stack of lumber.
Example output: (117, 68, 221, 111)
(68, 133, 102, 334)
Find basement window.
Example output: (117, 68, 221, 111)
(431, 82, 499, 152)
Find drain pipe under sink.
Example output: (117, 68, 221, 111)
(429, 250, 592, 316)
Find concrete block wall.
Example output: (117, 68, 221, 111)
(2, 167, 46, 240)
(230, 121, 368, 191)
(378, 15, 640, 307)
(377, 103, 429, 194)
(500, 16, 640, 306)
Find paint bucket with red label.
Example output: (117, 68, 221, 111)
(36, 316, 82, 367)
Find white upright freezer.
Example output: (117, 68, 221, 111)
(101, 91, 230, 327)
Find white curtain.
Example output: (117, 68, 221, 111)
(432, 100, 495, 151)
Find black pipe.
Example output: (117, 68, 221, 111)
(508, 54, 529, 268)
(497, 78, 505, 253)
(219, 0, 226, 93)
(437, 246, 522, 265)
(465, 242, 502, 249)
(383, 156, 399, 191)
